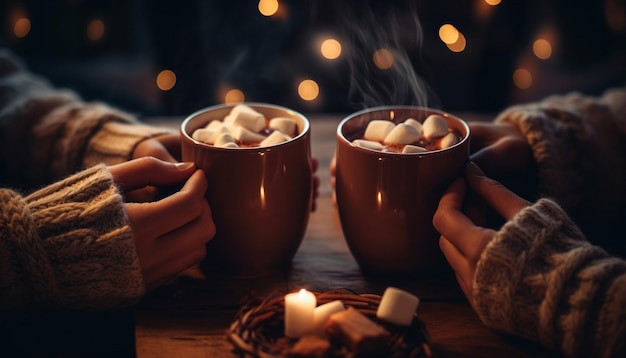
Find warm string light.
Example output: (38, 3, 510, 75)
(513, 68, 532, 89)
(298, 79, 319, 101)
(156, 70, 176, 91)
(373, 48, 394, 69)
(532, 38, 552, 60)
(484, 0, 501, 6)
(439, 23, 467, 52)
(320, 38, 342, 60)
(87, 19, 105, 41)
(258, 0, 279, 17)
(224, 89, 245, 104)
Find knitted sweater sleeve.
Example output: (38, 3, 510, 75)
(473, 198, 626, 358)
(0, 49, 173, 189)
(493, 87, 626, 223)
(0, 164, 145, 311)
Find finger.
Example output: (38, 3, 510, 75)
(110, 157, 196, 192)
(465, 162, 530, 221)
(455, 272, 474, 307)
(157, 133, 182, 160)
(467, 122, 499, 153)
(129, 170, 208, 237)
(470, 136, 531, 176)
(125, 186, 159, 203)
(145, 247, 208, 290)
(439, 236, 474, 288)
(154, 199, 215, 261)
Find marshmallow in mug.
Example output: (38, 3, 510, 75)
(191, 104, 298, 148)
(351, 115, 459, 153)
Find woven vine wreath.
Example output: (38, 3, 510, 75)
(227, 288, 432, 357)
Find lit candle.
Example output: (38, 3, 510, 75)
(284, 289, 316, 338)
(376, 287, 419, 326)
(313, 300, 345, 331)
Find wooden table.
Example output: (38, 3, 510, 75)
(134, 114, 553, 357)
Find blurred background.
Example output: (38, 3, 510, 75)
(1, 0, 625, 119)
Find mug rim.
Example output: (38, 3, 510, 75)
(336, 105, 470, 156)
(181, 102, 310, 151)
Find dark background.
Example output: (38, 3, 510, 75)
(1, 0, 625, 119)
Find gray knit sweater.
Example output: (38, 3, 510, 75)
(0, 50, 173, 310)
(474, 88, 626, 357)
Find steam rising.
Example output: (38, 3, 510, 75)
(336, 2, 437, 109)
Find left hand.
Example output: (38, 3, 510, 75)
(127, 134, 182, 202)
(433, 162, 530, 306)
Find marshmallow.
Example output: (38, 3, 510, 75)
(233, 126, 267, 143)
(205, 120, 224, 131)
(269, 117, 297, 136)
(352, 139, 385, 151)
(260, 130, 290, 146)
(376, 287, 419, 326)
(403, 118, 423, 135)
(313, 300, 345, 332)
(422, 114, 449, 138)
(214, 132, 236, 147)
(402, 144, 427, 154)
(219, 142, 239, 149)
(364, 120, 395, 142)
(191, 128, 213, 144)
(440, 132, 459, 149)
(226, 104, 266, 132)
(384, 123, 421, 145)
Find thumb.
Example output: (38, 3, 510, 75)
(109, 157, 196, 192)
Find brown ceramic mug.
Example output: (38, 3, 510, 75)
(180, 103, 313, 277)
(335, 106, 470, 277)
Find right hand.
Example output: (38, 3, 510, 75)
(468, 122, 536, 200)
(108, 157, 216, 290)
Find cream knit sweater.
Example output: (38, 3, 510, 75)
(0, 50, 173, 310)
(474, 88, 626, 357)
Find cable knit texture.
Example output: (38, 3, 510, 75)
(0, 50, 168, 311)
(474, 199, 626, 357)
(495, 88, 626, 224)
(475, 87, 626, 358)
(0, 164, 145, 311)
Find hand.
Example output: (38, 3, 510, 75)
(128, 133, 182, 202)
(468, 122, 537, 200)
(109, 157, 216, 290)
(132, 133, 181, 163)
(433, 162, 530, 306)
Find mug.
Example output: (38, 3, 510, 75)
(335, 106, 470, 277)
(181, 103, 313, 277)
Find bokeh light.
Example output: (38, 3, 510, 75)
(224, 88, 245, 104)
(156, 70, 176, 91)
(532, 38, 552, 60)
(14, 17, 31, 38)
(258, 0, 279, 17)
(513, 68, 532, 89)
(320, 38, 341, 60)
(485, 0, 502, 6)
(373, 48, 394, 69)
(87, 19, 105, 41)
(446, 32, 466, 52)
(439, 24, 459, 44)
(298, 79, 319, 101)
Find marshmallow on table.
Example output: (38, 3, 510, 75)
(402, 144, 427, 154)
(440, 132, 459, 149)
(423, 114, 449, 138)
(260, 130, 290, 146)
(376, 287, 419, 326)
(364, 120, 396, 142)
(384, 123, 422, 145)
(313, 300, 345, 332)
(269, 117, 297, 136)
(403, 118, 423, 135)
(205, 119, 225, 131)
(352, 139, 385, 151)
(233, 126, 267, 143)
(225, 104, 266, 133)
